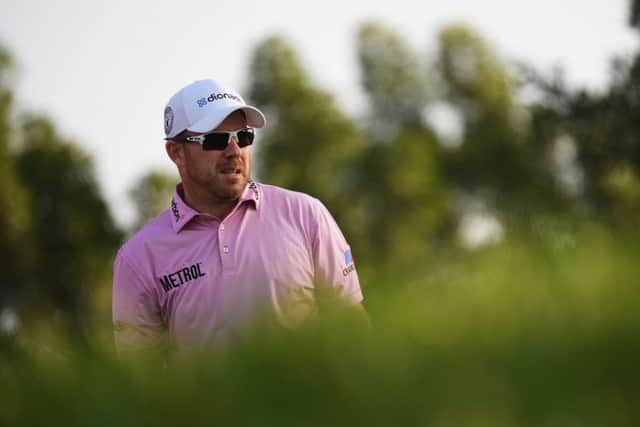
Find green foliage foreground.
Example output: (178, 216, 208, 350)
(2, 225, 638, 426)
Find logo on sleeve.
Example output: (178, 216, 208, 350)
(342, 248, 356, 276)
(159, 262, 206, 292)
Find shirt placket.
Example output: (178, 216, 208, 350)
(218, 205, 243, 272)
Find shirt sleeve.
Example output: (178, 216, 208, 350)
(112, 251, 168, 355)
(311, 199, 363, 305)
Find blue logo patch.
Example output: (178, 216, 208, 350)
(196, 97, 207, 108)
(344, 248, 352, 265)
(342, 248, 355, 277)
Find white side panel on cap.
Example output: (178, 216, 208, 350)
(164, 87, 194, 138)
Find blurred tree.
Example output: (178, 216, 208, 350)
(15, 116, 122, 332)
(352, 128, 449, 270)
(357, 21, 428, 134)
(631, 0, 640, 29)
(355, 22, 450, 268)
(128, 169, 177, 231)
(436, 25, 566, 224)
(0, 45, 32, 313)
(246, 36, 365, 244)
(523, 0, 640, 226)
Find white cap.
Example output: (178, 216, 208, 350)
(163, 79, 266, 139)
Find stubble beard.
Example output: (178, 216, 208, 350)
(182, 146, 250, 207)
(208, 173, 248, 202)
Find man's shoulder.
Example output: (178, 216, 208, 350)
(256, 183, 333, 234)
(116, 209, 173, 261)
(258, 182, 320, 208)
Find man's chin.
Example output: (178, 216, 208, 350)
(212, 177, 247, 200)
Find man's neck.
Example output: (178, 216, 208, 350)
(180, 185, 239, 220)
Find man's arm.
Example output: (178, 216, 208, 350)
(112, 252, 168, 361)
(310, 198, 368, 326)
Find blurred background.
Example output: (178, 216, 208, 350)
(1, 0, 640, 425)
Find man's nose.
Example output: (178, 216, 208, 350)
(223, 137, 241, 156)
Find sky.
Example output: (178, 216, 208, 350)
(1, 0, 638, 228)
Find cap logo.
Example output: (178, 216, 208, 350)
(164, 106, 174, 135)
(196, 92, 241, 108)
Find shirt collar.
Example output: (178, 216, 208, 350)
(170, 183, 199, 233)
(241, 179, 262, 210)
(170, 180, 261, 233)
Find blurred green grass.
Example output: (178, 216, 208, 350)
(1, 223, 639, 426)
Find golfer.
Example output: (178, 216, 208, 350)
(112, 79, 366, 355)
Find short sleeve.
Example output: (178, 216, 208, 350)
(311, 199, 363, 305)
(112, 251, 168, 355)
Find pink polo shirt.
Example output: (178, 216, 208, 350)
(112, 180, 362, 353)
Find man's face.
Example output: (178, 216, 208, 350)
(177, 110, 251, 203)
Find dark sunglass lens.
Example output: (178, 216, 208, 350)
(237, 130, 255, 147)
(202, 133, 229, 150)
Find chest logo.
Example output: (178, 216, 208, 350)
(159, 262, 206, 292)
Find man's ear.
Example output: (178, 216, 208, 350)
(165, 141, 184, 167)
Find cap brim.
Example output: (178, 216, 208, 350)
(188, 105, 266, 133)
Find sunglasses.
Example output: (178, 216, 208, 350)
(174, 128, 255, 151)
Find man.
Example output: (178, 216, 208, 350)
(112, 79, 365, 356)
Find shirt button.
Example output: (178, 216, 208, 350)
(220, 224, 225, 231)
(223, 245, 230, 254)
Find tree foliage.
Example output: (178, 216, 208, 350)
(128, 169, 177, 231)
(523, 0, 640, 226)
(436, 25, 566, 221)
(244, 6, 640, 270)
(15, 117, 121, 325)
(2, 0, 640, 332)
(352, 22, 449, 267)
(247, 36, 365, 235)
(0, 45, 121, 333)
(632, 0, 640, 29)
(357, 22, 428, 132)
(0, 45, 32, 310)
